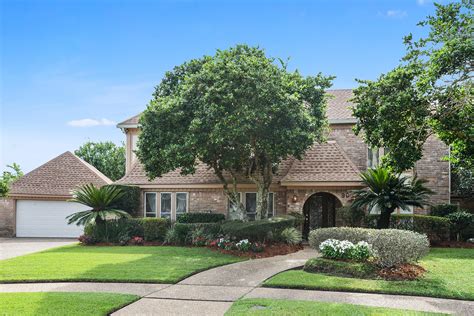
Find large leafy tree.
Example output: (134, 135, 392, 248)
(0, 163, 23, 197)
(138, 45, 333, 219)
(352, 1, 473, 172)
(75, 141, 125, 181)
(352, 167, 433, 229)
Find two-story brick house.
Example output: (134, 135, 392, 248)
(116, 89, 450, 234)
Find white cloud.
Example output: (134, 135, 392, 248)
(417, 0, 428, 5)
(67, 118, 116, 127)
(385, 10, 408, 18)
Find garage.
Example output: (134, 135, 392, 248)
(9, 151, 112, 238)
(16, 200, 88, 238)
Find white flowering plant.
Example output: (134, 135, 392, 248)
(236, 239, 251, 252)
(319, 239, 373, 261)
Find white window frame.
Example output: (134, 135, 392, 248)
(175, 192, 189, 220)
(268, 192, 275, 217)
(144, 192, 158, 218)
(244, 192, 257, 220)
(160, 192, 172, 219)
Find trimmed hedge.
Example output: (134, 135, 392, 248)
(176, 212, 225, 223)
(304, 257, 376, 279)
(84, 218, 170, 243)
(366, 214, 450, 242)
(140, 218, 170, 241)
(165, 222, 223, 245)
(430, 204, 459, 217)
(308, 227, 430, 267)
(221, 216, 295, 242)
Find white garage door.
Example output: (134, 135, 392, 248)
(16, 200, 87, 238)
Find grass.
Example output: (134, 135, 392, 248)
(0, 292, 139, 316)
(0, 244, 243, 283)
(264, 248, 474, 300)
(225, 298, 445, 315)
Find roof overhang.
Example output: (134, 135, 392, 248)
(328, 118, 357, 125)
(116, 123, 140, 129)
(281, 181, 364, 187)
(9, 193, 72, 201)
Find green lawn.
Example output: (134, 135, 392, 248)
(264, 248, 474, 300)
(225, 298, 445, 316)
(0, 244, 243, 283)
(0, 292, 138, 316)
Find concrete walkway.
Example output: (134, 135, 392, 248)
(0, 238, 76, 260)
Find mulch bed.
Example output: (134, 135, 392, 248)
(210, 243, 304, 259)
(432, 241, 474, 248)
(377, 263, 426, 281)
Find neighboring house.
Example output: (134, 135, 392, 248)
(2, 151, 112, 237)
(116, 89, 450, 235)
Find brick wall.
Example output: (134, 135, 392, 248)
(0, 198, 15, 237)
(415, 135, 450, 207)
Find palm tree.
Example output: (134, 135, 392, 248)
(66, 184, 131, 227)
(351, 167, 433, 229)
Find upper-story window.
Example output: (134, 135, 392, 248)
(367, 147, 389, 169)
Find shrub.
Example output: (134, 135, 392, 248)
(309, 227, 372, 249)
(84, 219, 144, 243)
(304, 257, 376, 279)
(368, 229, 429, 268)
(309, 227, 430, 267)
(366, 214, 450, 243)
(108, 185, 141, 216)
(78, 234, 96, 245)
(177, 212, 225, 223)
(250, 242, 265, 253)
(280, 227, 302, 245)
(430, 204, 459, 217)
(170, 223, 193, 245)
(221, 216, 295, 242)
(446, 211, 473, 241)
(186, 222, 222, 238)
(140, 218, 170, 241)
(288, 212, 305, 227)
(236, 239, 251, 251)
(319, 239, 372, 261)
(336, 205, 366, 227)
(190, 227, 208, 246)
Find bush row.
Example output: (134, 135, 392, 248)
(221, 216, 295, 242)
(309, 227, 430, 267)
(176, 212, 225, 223)
(365, 214, 450, 243)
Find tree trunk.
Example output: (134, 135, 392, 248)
(377, 208, 394, 229)
(212, 165, 246, 220)
(256, 184, 269, 220)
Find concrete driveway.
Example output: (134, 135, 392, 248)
(0, 238, 76, 260)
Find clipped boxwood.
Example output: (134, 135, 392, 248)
(139, 218, 171, 241)
(176, 212, 225, 223)
(308, 227, 430, 268)
(366, 214, 450, 242)
(304, 257, 376, 279)
(221, 216, 295, 242)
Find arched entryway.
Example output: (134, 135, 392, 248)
(302, 192, 342, 239)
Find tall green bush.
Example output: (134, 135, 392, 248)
(140, 218, 170, 241)
(108, 185, 141, 216)
(221, 216, 295, 242)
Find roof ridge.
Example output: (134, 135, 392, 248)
(69, 152, 113, 184)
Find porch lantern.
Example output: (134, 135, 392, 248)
(292, 194, 298, 203)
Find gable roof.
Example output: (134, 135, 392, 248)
(280, 142, 361, 184)
(10, 151, 112, 198)
(116, 89, 356, 129)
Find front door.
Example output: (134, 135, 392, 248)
(302, 193, 339, 239)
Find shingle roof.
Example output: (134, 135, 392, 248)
(10, 151, 112, 197)
(280, 142, 361, 183)
(326, 89, 355, 121)
(116, 89, 355, 129)
(115, 158, 294, 186)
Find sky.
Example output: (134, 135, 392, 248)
(1, 0, 441, 173)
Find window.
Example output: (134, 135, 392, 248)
(268, 192, 275, 217)
(176, 192, 188, 218)
(245, 193, 257, 220)
(228, 192, 242, 213)
(160, 193, 172, 219)
(144, 192, 157, 217)
(367, 147, 389, 169)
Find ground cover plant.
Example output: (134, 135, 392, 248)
(225, 298, 444, 316)
(264, 248, 474, 300)
(0, 292, 139, 316)
(0, 244, 243, 283)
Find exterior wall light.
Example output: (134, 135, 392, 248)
(292, 194, 298, 203)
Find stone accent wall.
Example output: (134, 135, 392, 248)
(415, 135, 450, 207)
(0, 198, 15, 237)
(328, 124, 367, 171)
